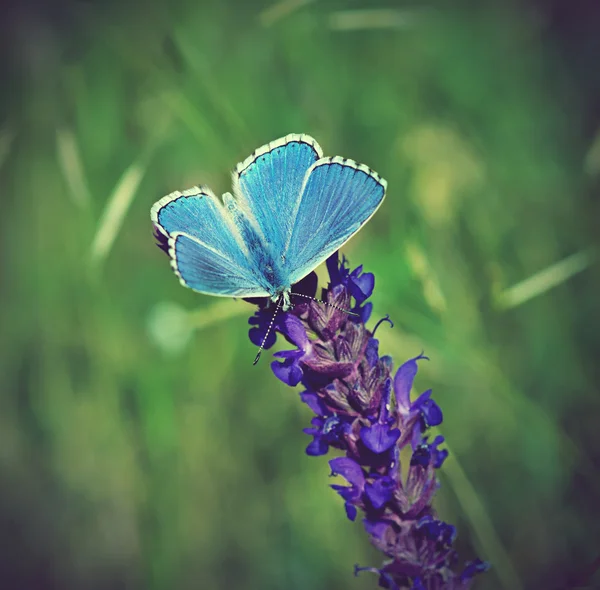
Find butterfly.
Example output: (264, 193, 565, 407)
(151, 133, 386, 314)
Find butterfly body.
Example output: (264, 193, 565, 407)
(151, 134, 386, 309)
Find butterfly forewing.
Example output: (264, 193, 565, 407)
(284, 157, 386, 286)
(233, 134, 323, 257)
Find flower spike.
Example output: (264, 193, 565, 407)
(246, 251, 490, 588)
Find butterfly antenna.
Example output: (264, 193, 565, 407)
(253, 296, 283, 366)
(290, 292, 360, 317)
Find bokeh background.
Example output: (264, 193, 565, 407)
(1, 0, 599, 589)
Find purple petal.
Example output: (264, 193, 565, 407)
(430, 435, 448, 468)
(357, 302, 372, 324)
(365, 476, 395, 510)
(412, 388, 432, 406)
(349, 271, 374, 303)
(420, 396, 443, 427)
(302, 427, 320, 435)
(306, 437, 328, 456)
(410, 445, 431, 468)
(272, 348, 301, 360)
(331, 484, 355, 501)
(411, 421, 424, 449)
(299, 391, 327, 416)
(271, 356, 303, 386)
(410, 435, 448, 469)
(329, 457, 365, 490)
(344, 502, 358, 521)
(280, 314, 310, 349)
(413, 389, 443, 427)
(434, 449, 449, 468)
(360, 423, 400, 454)
(249, 326, 277, 349)
(365, 338, 379, 367)
(417, 517, 456, 545)
(393, 353, 428, 412)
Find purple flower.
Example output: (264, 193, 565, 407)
(153, 231, 489, 588)
(246, 251, 489, 589)
(365, 475, 396, 510)
(270, 314, 312, 386)
(330, 457, 366, 521)
(303, 414, 350, 456)
(360, 380, 401, 454)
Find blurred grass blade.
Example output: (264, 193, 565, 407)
(329, 8, 420, 31)
(405, 241, 447, 313)
(170, 35, 250, 140)
(259, 0, 315, 27)
(441, 447, 524, 590)
(496, 249, 595, 310)
(0, 126, 15, 172)
(90, 158, 147, 264)
(56, 128, 92, 208)
(161, 91, 221, 153)
(187, 299, 251, 329)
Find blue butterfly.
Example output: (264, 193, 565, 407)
(151, 133, 386, 312)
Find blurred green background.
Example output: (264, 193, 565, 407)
(1, 0, 599, 589)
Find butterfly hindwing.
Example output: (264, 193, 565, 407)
(284, 157, 386, 285)
(233, 134, 323, 255)
(169, 232, 269, 297)
(152, 188, 269, 297)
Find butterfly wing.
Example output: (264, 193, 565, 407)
(284, 157, 386, 285)
(151, 188, 270, 297)
(152, 138, 385, 298)
(232, 134, 323, 256)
